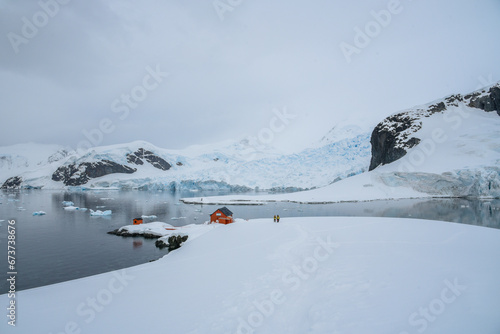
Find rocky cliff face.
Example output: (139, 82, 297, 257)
(369, 83, 500, 171)
(52, 160, 136, 186)
(465, 85, 500, 115)
(1, 176, 22, 189)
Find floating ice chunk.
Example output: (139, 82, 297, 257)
(17, 207, 26, 211)
(33, 211, 46, 216)
(62, 201, 74, 207)
(142, 215, 158, 219)
(90, 209, 112, 216)
(64, 206, 79, 211)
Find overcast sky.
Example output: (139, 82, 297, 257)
(1, 0, 499, 153)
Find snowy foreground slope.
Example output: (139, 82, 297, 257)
(183, 84, 500, 204)
(0, 130, 370, 191)
(2, 217, 499, 334)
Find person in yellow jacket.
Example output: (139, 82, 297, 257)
(273, 215, 276, 222)
(277, 215, 280, 223)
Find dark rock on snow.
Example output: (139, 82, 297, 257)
(155, 234, 189, 251)
(369, 84, 500, 171)
(466, 85, 500, 115)
(126, 148, 171, 171)
(1, 176, 22, 189)
(52, 160, 136, 186)
(107, 229, 161, 239)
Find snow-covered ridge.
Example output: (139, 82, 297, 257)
(0, 130, 371, 191)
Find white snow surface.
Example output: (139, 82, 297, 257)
(118, 220, 224, 242)
(1, 217, 499, 334)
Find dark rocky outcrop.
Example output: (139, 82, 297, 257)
(107, 229, 161, 239)
(369, 84, 500, 171)
(155, 234, 188, 251)
(126, 148, 171, 171)
(52, 160, 136, 186)
(368, 103, 446, 171)
(1, 176, 22, 189)
(126, 154, 144, 165)
(466, 85, 500, 115)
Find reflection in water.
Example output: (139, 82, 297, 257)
(330, 198, 500, 229)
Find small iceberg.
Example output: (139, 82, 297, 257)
(62, 201, 74, 207)
(141, 215, 158, 219)
(33, 211, 47, 216)
(64, 206, 88, 211)
(90, 209, 112, 216)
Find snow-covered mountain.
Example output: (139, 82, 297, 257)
(0, 130, 371, 191)
(182, 82, 500, 204)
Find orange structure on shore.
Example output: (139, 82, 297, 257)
(210, 207, 233, 224)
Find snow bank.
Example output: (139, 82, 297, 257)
(141, 215, 157, 219)
(115, 221, 220, 240)
(2, 217, 499, 334)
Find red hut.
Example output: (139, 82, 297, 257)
(133, 218, 143, 225)
(210, 207, 233, 224)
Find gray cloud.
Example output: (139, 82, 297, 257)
(1, 0, 499, 152)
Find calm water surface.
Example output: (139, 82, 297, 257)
(0, 189, 499, 293)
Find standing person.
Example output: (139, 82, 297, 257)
(277, 215, 280, 223)
(273, 215, 276, 222)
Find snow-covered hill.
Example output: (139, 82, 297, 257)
(0, 130, 371, 191)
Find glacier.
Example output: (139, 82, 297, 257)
(0, 131, 371, 192)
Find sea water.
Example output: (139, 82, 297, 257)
(0, 189, 498, 293)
